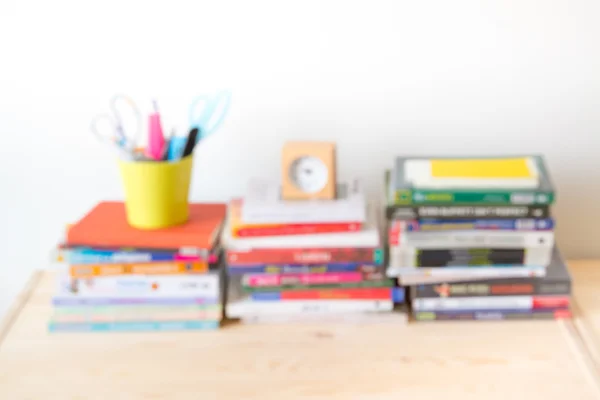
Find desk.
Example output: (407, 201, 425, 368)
(0, 263, 599, 400)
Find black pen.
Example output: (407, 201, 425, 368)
(181, 127, 200, 158)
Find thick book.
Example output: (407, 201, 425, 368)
(387, 155, 555, 206)
(410, 246, 571, 299)
(228, 198, 362, 237)
(66, 202, 226, 251)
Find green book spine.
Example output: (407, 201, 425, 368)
(242, 280, 394, 293)
(392, 189, 555, 206)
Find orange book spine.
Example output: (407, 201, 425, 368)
(69, 262, 208, 278)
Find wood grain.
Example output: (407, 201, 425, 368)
(0, 263, 599, 400)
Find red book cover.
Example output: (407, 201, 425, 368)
(532, 295, 570, 309)
(66, 202, 227, 251)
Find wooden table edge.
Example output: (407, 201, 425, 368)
(0, 270, 43, 349)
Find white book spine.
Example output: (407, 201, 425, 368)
(57, 274, 220, 298)
(241, 312, 407, 324)
(412, 295, 550, 311)
(227, 300, 393, 318)
(393, 268, 546, 286)
(390, 231, 554, 249)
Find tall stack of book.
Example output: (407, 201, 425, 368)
(223, 179, 405, 324)
(50, 201, 227, 332)
(384, 155, 571, 321)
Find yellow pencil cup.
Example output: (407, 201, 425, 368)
(118, 155, 194, 230)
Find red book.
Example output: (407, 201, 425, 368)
(277, 288, 394, 300)
(66, 201, 227, 251)
(236, 222, 361, 237)
(532, 295, 570, 309)
(227, 247, 382, 265)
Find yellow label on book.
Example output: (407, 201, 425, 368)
(430, 158, 533, 179)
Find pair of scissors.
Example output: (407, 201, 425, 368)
(90, 94, 143, 159)
(167, 91, 231, 161)
(188, 90, 231, 141)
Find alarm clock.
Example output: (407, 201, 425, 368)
(281, 141, 337, 200)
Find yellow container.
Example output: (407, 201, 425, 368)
(118, 155, 193, 230)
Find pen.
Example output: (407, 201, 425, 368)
(146, 100, 166, 161)
(167, 130, 187, 161)
(181, 128, 200, 158)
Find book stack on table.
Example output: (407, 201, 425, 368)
(384, 155, 572, 322)
(49, 201, 227, 332)
(223, 179, 405, 324)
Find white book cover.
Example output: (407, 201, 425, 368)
(240, 178, 366, 224)
(405, 157, 540, 189)
(393, 268, 546, 285)
(412, 295, 553, 311)
(223, 202, 380, 250)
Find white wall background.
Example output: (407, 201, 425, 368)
(0, 0, 599, 318)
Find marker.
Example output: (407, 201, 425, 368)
(146, 100, 166, 160)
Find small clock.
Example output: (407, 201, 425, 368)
(281, 141, 337, 200)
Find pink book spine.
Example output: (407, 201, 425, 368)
(244, 272, 364, 287)
(173, 254, 219, 263)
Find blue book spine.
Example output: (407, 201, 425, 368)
(409, 218, 554, 231)
(63, 248, 180, 264)
(48, 320, 220, 332)
(227, 263, 372, 275)
(392, 287, 405, 303)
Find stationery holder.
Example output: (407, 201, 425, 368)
(118, 156, 193, 230)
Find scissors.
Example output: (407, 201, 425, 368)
(90, 94, 143, 158)
(188, 90, 231, 140)
(167, 91, 231, 161)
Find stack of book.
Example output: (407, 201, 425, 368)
(223, 179, 405, 324)
(50, 201, 227, 332)
(384, 155, 571, 321)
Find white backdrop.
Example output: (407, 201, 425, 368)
(1, 0, 599, 318)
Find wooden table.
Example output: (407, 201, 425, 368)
(1, 263, 599, 400)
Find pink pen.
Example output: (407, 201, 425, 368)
(146, 100, 166, 160)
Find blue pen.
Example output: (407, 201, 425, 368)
(167, 136, 188, 160)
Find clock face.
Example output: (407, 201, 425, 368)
(288, 156, 329, 194)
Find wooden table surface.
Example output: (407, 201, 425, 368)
(1, 262, 600, 400)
